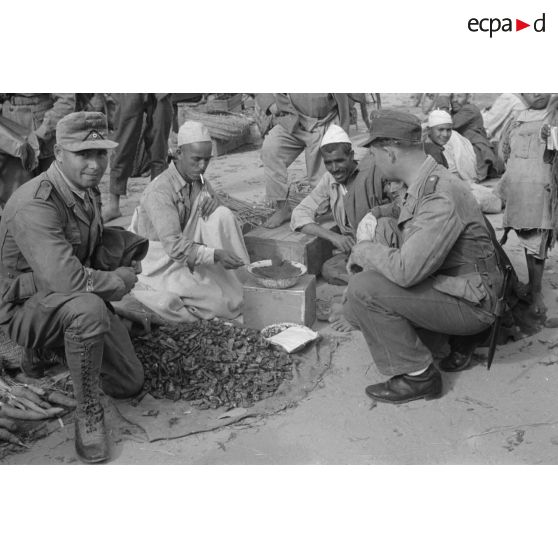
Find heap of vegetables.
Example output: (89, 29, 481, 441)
(0, 376, 76, 447)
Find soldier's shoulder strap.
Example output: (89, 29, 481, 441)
(34, 179, 54, 200)
(423, 174, 439, 196)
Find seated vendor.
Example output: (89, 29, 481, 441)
(424, 109, 477, 182)
(450, 93, 498, 181)
(129, 120, 250, 322)
(290, 124, 391, 286)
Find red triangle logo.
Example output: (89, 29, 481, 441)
(516, 19, 530, 31)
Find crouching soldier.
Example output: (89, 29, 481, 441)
(0, 112, 146, 463)
(345, 110, 503, 403)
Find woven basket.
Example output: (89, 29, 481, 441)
(0, 327, 23, 370)
(181, 109, 251, 141)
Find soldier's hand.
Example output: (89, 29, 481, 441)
(214, 249, 245, 270)
(329, 232, 355, 253)
(114, 266, 138, 293)
(268, 102, 279, 116)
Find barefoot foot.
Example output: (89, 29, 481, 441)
(328, 303, 358, 332)
(263, 204, 291, 229)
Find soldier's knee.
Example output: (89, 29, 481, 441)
(103, 362, 144, 399)
(347, 270, 388, 305)
(64, 294, 110, 339)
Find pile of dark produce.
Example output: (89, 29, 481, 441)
(133, 320, 294, 409)
(251, 259, 301, 280)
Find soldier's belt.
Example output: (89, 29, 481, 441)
(440, 254, 499, 277)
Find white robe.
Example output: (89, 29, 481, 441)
(129, 201, 249, 323)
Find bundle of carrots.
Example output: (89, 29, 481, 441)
(0, 376, 76, 447)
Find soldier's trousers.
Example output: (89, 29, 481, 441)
(261, 123, 328, 202)
(109, 94, 173, 196)
(5, 292, 144, 398)
(343, 218, 495, 376)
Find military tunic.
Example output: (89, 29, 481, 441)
(345, 156, 503, 376)
(0, 164, 144, 397)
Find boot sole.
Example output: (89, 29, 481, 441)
(76, 452, 110, 464)
(366, 390, 443, 405)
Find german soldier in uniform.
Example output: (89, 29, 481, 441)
(0, 112, 145, 463)
(344, 110, 503, 404)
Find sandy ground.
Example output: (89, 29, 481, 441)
(6, 93, 558, 465)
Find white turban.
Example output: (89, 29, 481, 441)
(428, 110, 453, 128)
(321, 124, 352, 148)
(177, 120, 212, 146)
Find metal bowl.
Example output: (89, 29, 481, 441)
(246, 260, 307, 289)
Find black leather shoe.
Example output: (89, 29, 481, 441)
(365, 365, 442, 404)
(439, 329, 491, 373)
(439, 349, 474, 373)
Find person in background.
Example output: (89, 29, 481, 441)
(424, 109, 477, 182)
(450, 93, 498, 181)
(256, 93, 352, 228)
(0, 93, 75, 207)
(103, 94, 173, 222)
(499, 93, 558, 319)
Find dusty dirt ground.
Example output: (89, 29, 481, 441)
(5, 93, 558, 465)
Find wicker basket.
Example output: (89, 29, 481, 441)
(180, 108, 251, 141)
(0, 327, 23, 370)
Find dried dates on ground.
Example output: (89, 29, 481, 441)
(132, 320, 294, 409)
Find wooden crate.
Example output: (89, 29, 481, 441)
(243, 221, 335, 276)
(242, 274, 316, 330)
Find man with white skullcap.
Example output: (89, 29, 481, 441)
(129, 120, 250, 323)
(290, 124, 389, 290)
(256, 93, 354, 228)
(424, 110, 477, 182)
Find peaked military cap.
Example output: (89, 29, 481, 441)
(56, 111, 118, 152)
(362, 110, 422, 146)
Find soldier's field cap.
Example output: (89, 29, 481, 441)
(362, 110, 422, 147)
(56, 111, 118, 152)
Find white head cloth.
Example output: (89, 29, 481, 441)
(177, 120, 212, 146)
(321, 124, 352, 148)
(428, 110, 453, 128)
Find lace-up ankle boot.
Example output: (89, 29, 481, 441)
(64, 333, 109, 464)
